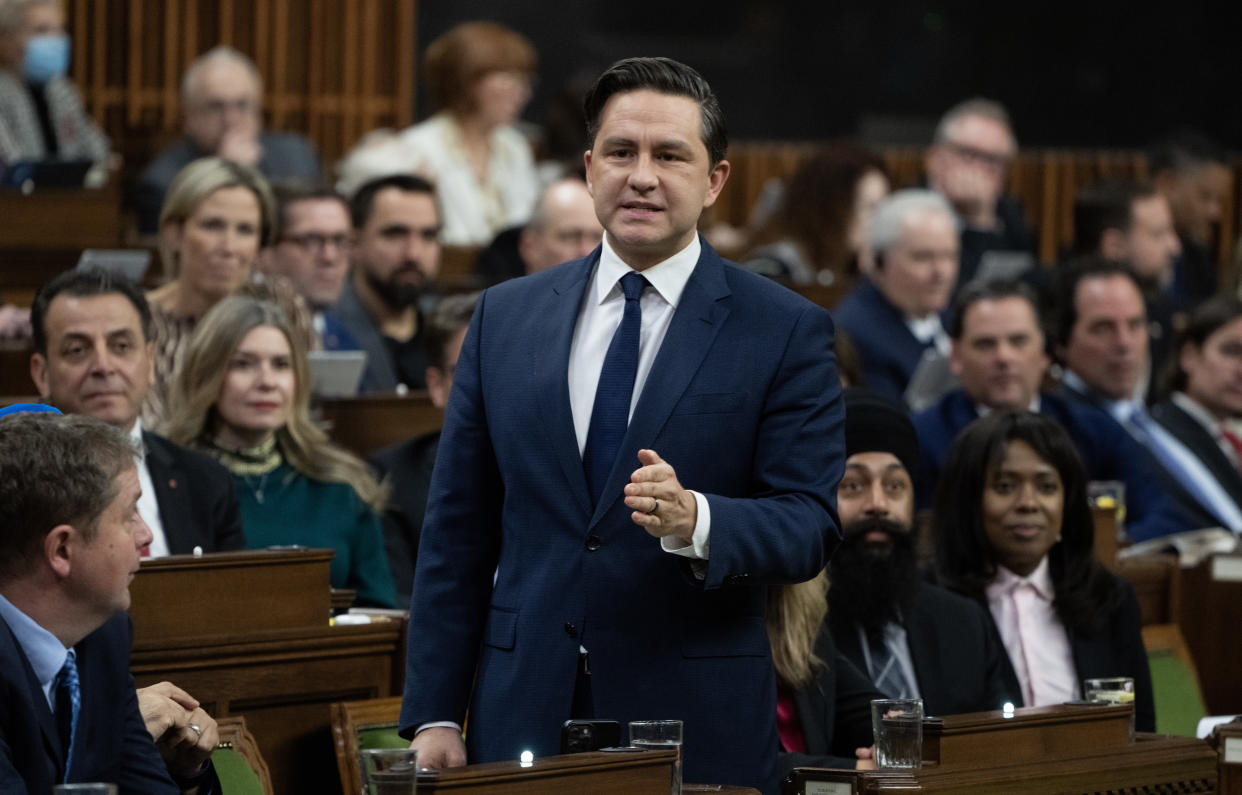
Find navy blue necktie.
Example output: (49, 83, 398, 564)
(583, 271, 647, 507)
(56, 649, 80, 781)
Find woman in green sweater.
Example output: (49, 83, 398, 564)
(163, 296, 397, 608)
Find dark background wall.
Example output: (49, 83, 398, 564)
(418, 1, 1241, 149)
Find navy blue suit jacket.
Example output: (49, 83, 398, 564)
(400, 242, 845, 793)
(912, 389, 1193, 541)
(832, 278, 931, 401)
(0, 613, 179, 793)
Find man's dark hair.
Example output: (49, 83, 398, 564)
(947, 278, 1041, 340)
(31, 268, 153, 355)
(272, 182, 348, 242)
(423, 292, 479, 371)
(1147, 129, 1228, 177)
(1051, 257, 1144, 348)
(1071, 180, 1160, 257)
(0, 412, 135, 583)
(1161, 295, 1242, 396)
(583, 56, 727, 167)
(349, 174, 438, 230)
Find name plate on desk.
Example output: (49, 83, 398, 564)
(1211, 554, 1242, 583)
(130, 548, 334, 644)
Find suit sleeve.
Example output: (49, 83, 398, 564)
(347, 497, 399, 609)
(702, 303, 844, 588)
(210, 472, 247, 552)
(399, 290, 503, 735)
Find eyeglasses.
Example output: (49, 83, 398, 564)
(943, 141, 1012, 171)
(279, 233, 353, 254)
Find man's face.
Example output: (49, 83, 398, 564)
(518, 181, 604, 273)
(183, 60, 262, 154)
(1163, 163, 1231, 247)
(30, 293, 154, 429)
(837, 451, 914, 541)
(353, 188, 441, 310)
(873, 208, 959, 317)
(0, 2, 63, 68)
(1060, 275, 1148, 401)
(68, 464, 152, 619)
(585, 89, 729, 270)
(926, 114, 1015, 209)
(1124, 195, 1181, 283)
(426, 326, 468, 410)
(951, 296, 1049, 409)
(265, 198, 352, 310)
(1182, 316, 1242, 421)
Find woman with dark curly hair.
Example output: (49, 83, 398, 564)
(933, 410, 1154, 731)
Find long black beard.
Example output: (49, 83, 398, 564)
(828, 517, 920, 642)
(366, 265, 424, 310)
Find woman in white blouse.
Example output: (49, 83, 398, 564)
(931, 410, 1155, 731)
(398, 21, 539, 245)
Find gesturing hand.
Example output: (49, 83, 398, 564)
(624, 449, 697, 545)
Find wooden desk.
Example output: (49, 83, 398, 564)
(1117, 552, 1180, 625)
(1218, 720, 1242, 794)
(129, 550, 405, 795)
(1178, 553, 1242, 714)
(319, 392, 442, 459)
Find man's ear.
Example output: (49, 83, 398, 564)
(44, 524, 75, 580)
(1100, 228, 1128, 261)
(30, 352, 49, 399)
(583, 150, 594, 195)
(702, 159, 731, 208)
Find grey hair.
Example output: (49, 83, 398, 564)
(181, 45, 263, 102)
(0, 0, 56, 36)
(933, 97, 1016, 151)
(867, 188, 955, 260)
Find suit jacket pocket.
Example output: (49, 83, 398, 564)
(673, 392, 744, 415)
(483, 605, 518, 650)
(681, 615, 768, 658)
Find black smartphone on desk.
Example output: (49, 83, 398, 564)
(560, 719, 621, 753)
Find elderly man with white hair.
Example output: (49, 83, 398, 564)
(134, 45, 320, 234)
(833, 189, 960, 401)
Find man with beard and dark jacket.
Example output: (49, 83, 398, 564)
(329, 174, 442, 394)
(828, 389, 1018, 717)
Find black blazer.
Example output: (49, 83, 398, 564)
(1150, 398, 1242, 518)
(144, 431, 246, 555)
(370, 430, 440, 606)
(777, 631, 883, 779)
(830, 581, 1020, 719)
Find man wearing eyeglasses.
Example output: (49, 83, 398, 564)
(925, 98, 1034, 289)
(134, 46, 321, 235)
(258, 184, 359, 351)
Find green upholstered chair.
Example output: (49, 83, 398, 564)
(1142, 623, 1207, 737)
(331, 696, 405, 795)
(211, 716, 273, 795)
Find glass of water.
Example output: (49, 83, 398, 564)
(361, 747, 418, 794)
(871, 698, 923, 769)
(629, 719, 683, 794)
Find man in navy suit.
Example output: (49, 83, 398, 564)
(0, 408, 218, 792)
(400, 57, 844, 794)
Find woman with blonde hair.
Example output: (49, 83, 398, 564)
(767, 571, 882, 776)
(163, 295, 397, 608)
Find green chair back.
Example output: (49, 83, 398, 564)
(358, 722, 409, 751)
(212, 743, 266, 795)
(1147, 647, 1207, 737)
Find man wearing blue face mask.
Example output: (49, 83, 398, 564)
(0, 0, 109, 166)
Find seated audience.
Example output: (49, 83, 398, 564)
(1053, 260, 1223, 532)
(933, 410, 1155, 732)
(135, 46, 321, 235)
(744, 141, 889, 286)
(0, 0, 108, 166)
(257, 183, 359, 350)
(833, 189, 958, 401)
(913, 279, 1196, 542)
(330, 174, 441, 393)
(1070, 181, 1182, 380)
(371, 292, 478, 605)
(1148, 296, 1242, 534)
(163, 296, 397, 607)
(144, 156, 277, 426)
(29, 267, 246, 555)
(1148, 131, 1231, 306)
(398, 21, 539, 245)
(925, 97, 1034, 287)
(828, 389, 1016, 717)
(474, 176, 602, 284)
(0, 406, 220, 792)
(769, 570, 881, 776)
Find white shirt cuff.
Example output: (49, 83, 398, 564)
(660, 490, 710, 559)
(415, 721, 462, 736)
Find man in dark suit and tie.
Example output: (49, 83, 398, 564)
(400, 57, 844, 793)
(0, 407, 218, 792)
(29, 268, 245, 557)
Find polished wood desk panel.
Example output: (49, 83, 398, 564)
(922, 704, 1131, 768)
(1178, 553, 1242, 714)
(319, 392, 443, 459)
(129, 550, 404, 795)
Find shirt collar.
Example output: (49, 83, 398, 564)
(1170, 391, 1224, 435)
(988, 555, 1055, 602)
(1061, 369, 1144, 421)
(0, 592, 69, 694)
(128, 419, 146, 462)
(594, 234, 701, 309)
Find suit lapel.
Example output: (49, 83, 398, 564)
(1154, 401, 1242, 510)
(536, 256, 597, 519)
(588, 249, 732, 528)
(143, 432, 186, 553)
(0, 618, 66, 776)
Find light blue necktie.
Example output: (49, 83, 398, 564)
(56, 648, 80, 781)
(582, 272, 647, 507)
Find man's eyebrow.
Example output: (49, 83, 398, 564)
(598, 135, 637, 149)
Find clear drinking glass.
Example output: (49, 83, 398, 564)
(361, 747, 418, 795)
(870, 698, 923, 769)
(629, 719, 683, 795)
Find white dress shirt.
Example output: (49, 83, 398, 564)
(129, 421, 170, 558)
(904, 314, 951, 357)
(985, 557, 1079, 708)
(568, 234, 711, 559)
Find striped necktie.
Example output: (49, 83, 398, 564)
(56, 649, 81, 781)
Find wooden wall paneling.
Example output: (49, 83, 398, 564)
(397, 0, 417, 127)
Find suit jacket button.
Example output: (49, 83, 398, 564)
(564, 622, 578, 637)
(585, 534, 602, 551)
